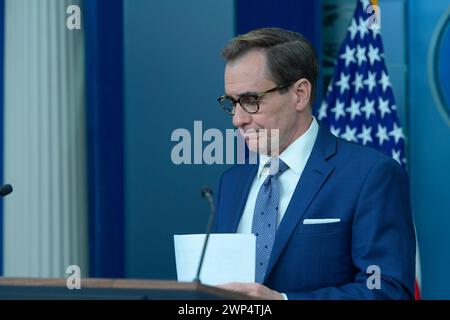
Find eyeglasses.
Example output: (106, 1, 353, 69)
(217, 81, 295, 116)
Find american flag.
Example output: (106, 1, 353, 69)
(316, 0, 421, 299)
(317, 0, 405, 166)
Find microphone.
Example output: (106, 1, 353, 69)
(0, 184, 13, 197)
(194, 186, 217, 283)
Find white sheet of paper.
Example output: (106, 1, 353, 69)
(174, 233, 255, 285)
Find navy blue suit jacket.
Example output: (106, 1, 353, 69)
(214, 125, 416, 299)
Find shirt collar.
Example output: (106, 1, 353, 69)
(257, 117, 319, 178)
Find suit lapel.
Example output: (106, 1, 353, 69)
(264, 126, 337, 281)
(224, 163, 258, 232)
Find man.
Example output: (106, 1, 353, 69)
(213, 28, 415, 299)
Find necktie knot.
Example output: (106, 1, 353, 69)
(266, 158, 289, 176)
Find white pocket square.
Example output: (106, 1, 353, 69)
(303, 218, 341, 225)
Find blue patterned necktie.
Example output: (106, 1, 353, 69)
(252, 158, 289, 283)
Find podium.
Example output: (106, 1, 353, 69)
(0, 278, 254, 300)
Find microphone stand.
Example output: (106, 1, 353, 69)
(194, 187, 216, 283)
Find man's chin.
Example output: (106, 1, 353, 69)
(245, 138, 270, 155)
(245, 138, 259, 153)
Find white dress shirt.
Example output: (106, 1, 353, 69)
(236, 117, 319, 233)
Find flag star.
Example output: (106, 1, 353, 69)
(378, 97, 391, 118)
(371, 26, 381, 38)
(336, 72, 350, 94)
(331, 99, 346, 121)
(392, 149, 402, 164)
(375, 124, 389, 145)
(340, 45, 356, 67)
(346, 99, 361, 120)
(348, 18, 358, 41)
(378, 71, 391, 92)
(357, 17, 369, 39)
(361, 98, 375, 119)
(357, 125, 373, 145)
(389, 123, 405, 144)
(356, 45, 367, 66)
(341, 125, 358, 142)
(330, 126, 341, 137)
(367, 44, 381, 65)
(352, 72, 364, 94)
(364, 71, 377, 93)
(318, 101, 328, 120)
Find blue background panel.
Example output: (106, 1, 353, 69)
(409, 0, 450, 299)
(124, 0, 234, 279)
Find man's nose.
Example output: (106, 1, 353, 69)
(232, 103, 252, 128)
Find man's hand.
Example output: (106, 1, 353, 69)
(216, 282, 285, 300)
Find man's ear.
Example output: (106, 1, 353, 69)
(293, 78, 312, 112)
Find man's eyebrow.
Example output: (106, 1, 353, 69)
(239, 91, 259, 96)
(226, 91, 259, 98)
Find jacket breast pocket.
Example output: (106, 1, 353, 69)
(297, 221, 349, 235)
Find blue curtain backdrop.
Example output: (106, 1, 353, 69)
(0, 0, 4, 276)
(83, 0, 125, 278)
(235, 0, 323, 109)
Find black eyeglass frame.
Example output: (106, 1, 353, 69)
(217, 81, 296, 116)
